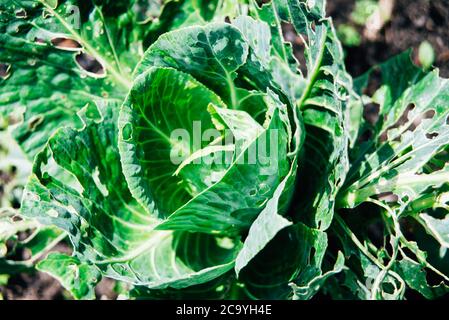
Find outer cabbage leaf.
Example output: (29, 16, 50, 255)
(231, 14, 306, 104)
(339, 52, 449, 212)
(0, 0, 208, 158)
(290, 251, 345, 300)
(331, 52, 449, 298)
(396, 257, 449, 299)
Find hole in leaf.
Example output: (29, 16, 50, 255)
(0, 63, 11, 80)
(17, 229, 32, 241)
(34, 37, 45, 45)
(424, 109, 436, 119)
(42, 156, 85, 195)
(407, 109, 436, 132)
(42, 9, 53, 19)
(12, 214, 23, 222)
(380, 104, 416, 141)
(282, 21, 297, 44)
(10, 165, 17, 176)
(15, 9, 27, 18)
(395, 104, 415, 130)
(426, 132, 439, 139)
(379, 130, 388, 143)
(255, 0, 270, 7)
(28, 115, 44, 131)
(51, 37, 82, 51)
(75, 52, 105, 76)
(21, 248, 32, 261)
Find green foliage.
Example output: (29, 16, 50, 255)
(337, 24, 361, 47)
(1, 0, 449, 300)
(419, 41, 436, 70)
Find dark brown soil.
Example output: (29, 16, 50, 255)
(328, 0, 449, 77)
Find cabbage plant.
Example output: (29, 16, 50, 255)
(1, 0, 449, 300)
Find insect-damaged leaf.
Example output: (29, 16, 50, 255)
(119, 66, 291, 235)
(339, 52, 449, 212)
(0, 0, 212, 158)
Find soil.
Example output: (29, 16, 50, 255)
(327, 0, 449, 77)
(2, 0, 449, 300)
(1, 271, 118, 300)
(1, 271, 66, 300)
